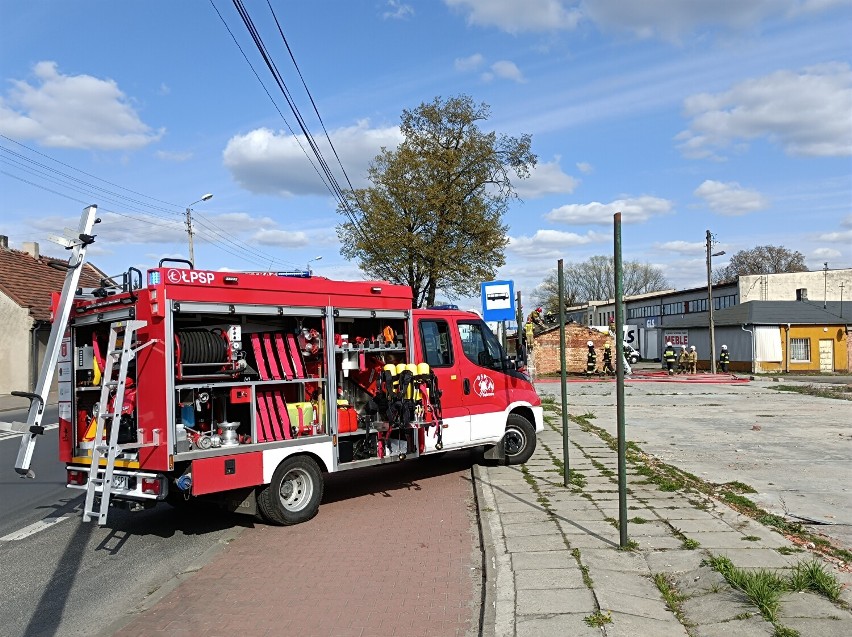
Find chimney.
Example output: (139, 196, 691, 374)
(22, 241, 40, 260)
(0, 235, 8, 250)
(796, 288, 808, 302)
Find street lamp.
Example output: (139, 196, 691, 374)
(307, 255, 322, 275)
(185, 193, 213, 265)
(706, 229, 725, 374)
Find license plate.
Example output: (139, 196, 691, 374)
(112, 475, 129, 490)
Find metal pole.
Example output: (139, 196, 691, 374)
(840, 283, 844, 318)
(614, 213, 628, 548)
(824, 262, 828, 309)
(707, 230, 717, 374)
(185, 207, 195, 266)
(558, 259, 570, 488)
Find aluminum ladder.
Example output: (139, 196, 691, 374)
(82, 320, 158, 525)
(12, 205, 100, 477)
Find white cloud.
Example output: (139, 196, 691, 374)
(155, 150, 193, 162)
(0, 61, 164, 150)
(382, 0, 414, 20)
(576, 161, 593, 174)
(445, 0, 847, 39)
(841, 214, 852, 228)
(583, 0, 849, 40)
(694, 180, 769, 216)
(812, 247, 841, 259)
(250, 229, 310, 248)
(545, 195, 674, 225)
(655, 240, 706, 255)
(508, 229, 607, 258)
(444, 0, 580, 33)
(223, 121, 402, 196)
(677, 63, 852, 159)
(818, 229, 852, 242)
(455, 53, 485, 72)
(514, 159, 577, 198)
(487, 60, 526, 83)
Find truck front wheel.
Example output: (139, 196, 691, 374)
(258, 456, 324, 525)
(503, 414, 536, 465)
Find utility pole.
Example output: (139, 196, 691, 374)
(840, 282, 844, 318)
(706, 231, 725, 374)
(823, 262, 829, 309)
(185, 193, 213, 266)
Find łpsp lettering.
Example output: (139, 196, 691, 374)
(166, 269, 216, 285)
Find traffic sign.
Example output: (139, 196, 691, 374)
(481, 280, 515, 321)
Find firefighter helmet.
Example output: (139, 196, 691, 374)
(587, 340, 594, 347)
(666, 341, 672, 346)
(721, 344, 728, 350)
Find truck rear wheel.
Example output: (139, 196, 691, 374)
(503, 414, 536, 465)
(258, 456, 323, 526)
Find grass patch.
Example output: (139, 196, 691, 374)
(618, 538, 640, 551)
(788, 560, 842, 601)
(630, 516, 649, 524)
(583, 611, 612, 627)
(776, 546, 804, 556)
(682, 537, 701, 550)
(572, 548, 593, 588)
(705, 555, 787, 622)
(773, 626, 800, 637)
(721, 492, 760, 512)
(653, 573, 690, 626)
(742, 535, 761, 542)
(770, 384, 852, 401)
(723, 481, 758, 494)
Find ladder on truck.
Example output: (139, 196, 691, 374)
(12, 205, 100, 478)
(82, 320, 157, 525)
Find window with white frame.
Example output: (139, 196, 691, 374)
(789, 338, 810, 362)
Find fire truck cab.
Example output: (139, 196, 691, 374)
(55, 262, 543, 525)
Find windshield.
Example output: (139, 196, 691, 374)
(458, 320, 506, 371)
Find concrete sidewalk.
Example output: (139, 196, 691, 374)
(476, 408, 852, 637)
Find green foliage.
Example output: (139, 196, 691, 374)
(789, 560, 842, 601)
(583, 611, 612, 627)
(336, 95, 536, 307)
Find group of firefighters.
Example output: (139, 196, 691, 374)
(662, 342, 731, 375)
(585, 340, 629, 376)
(526, 307, 734, 377)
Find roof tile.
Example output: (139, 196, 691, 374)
(0, 248, 104, 322)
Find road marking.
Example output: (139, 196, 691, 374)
(0, 515, 71, 541)
(0, 422, 58, 441)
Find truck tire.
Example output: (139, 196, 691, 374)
(503, 414, 536, 465)
(257, 456, 323, 526)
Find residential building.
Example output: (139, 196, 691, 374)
(0, 237, 104, 394)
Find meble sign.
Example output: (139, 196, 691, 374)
(166, 269, 215, 285)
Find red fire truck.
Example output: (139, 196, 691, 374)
(13, 210, 542, 526)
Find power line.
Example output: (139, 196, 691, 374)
(1, 137, 303, 269)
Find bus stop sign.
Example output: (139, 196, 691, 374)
(481, 280, 515, 322)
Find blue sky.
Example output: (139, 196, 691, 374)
(1, 0, 850, 307)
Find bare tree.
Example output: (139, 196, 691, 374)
(713, 245, 808, 283)
(532, 255, 669, 312)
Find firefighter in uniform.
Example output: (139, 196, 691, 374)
(527, 307, 545, 328)
(601, 342, 614, 375)
(663, 341, 677, 375)
(677, 345, 689, 374)
(586, 340, 597, 375)
(687, 345, 698, 374)
(719, 344, 730, 373)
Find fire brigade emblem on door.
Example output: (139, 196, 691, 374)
(474, 374, 495, 398)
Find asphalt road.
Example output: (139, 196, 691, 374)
(0, 407, 249, 637)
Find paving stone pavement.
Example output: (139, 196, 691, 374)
(476, 409, 852, 637)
